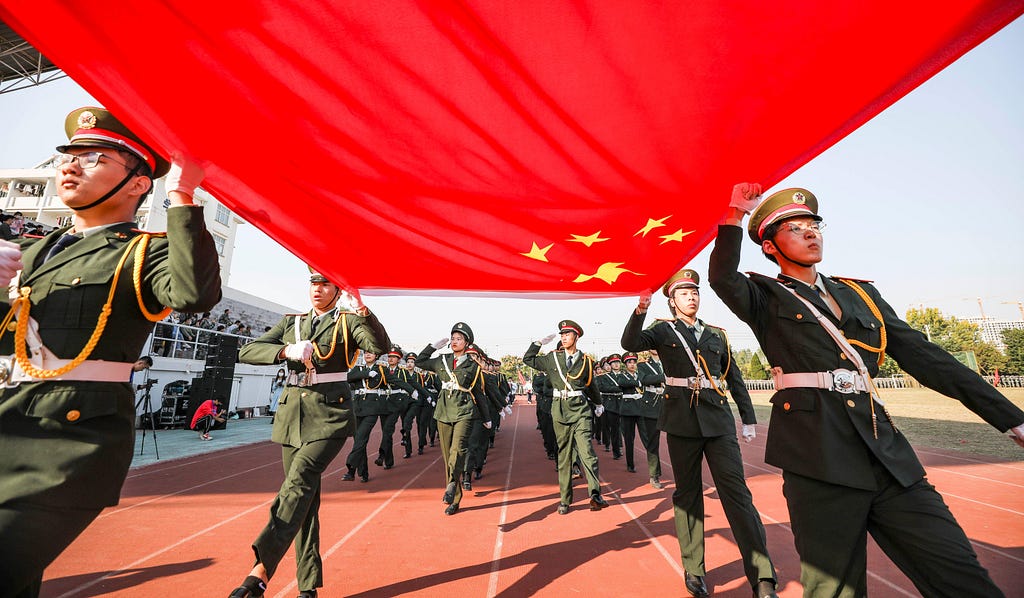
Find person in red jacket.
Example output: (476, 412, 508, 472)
(191, 398, 227, 440)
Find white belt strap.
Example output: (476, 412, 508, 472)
(287, 370, 348, 387)
(772, 369, 868, 394)
(554, 388, 583, 399)
(621, 393, 642, 399)
(668, 324, 713, 388)
(665, 376, 713, 389)
(2, 314, 133, 384)
(643, 385, 665, 394)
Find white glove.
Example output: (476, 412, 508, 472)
(594, 405, 605, 417)
(536, 333, 557, 345)
(340, 288, 366, 313)
(164, 153, 204, 198)
(729, 182, 762, 214)
(483, 421, 493, 429)
(499, 410, 507, 420)
(741, 424, 756, 443)
(0, 240, 23, 286)
(412, 390, 419, 400)
(283, 340, 314, 362)
(431, 336, 449, 350)
(503, 405, 512, 417)
(368, 369, 378, 378)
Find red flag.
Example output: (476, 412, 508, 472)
(2, 2, 1019, 295)
(517, 369, 527, 388)
(993, 369, 1001, 387)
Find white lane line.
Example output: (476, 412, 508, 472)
(939, 491, 1024, 516)
(915, 449, 1024, 471)
(99, 461, 279, 519)
(487, 408, 521, 598)
(925, 467, 1024, 489)
(271, 456, 442, 598)
(58, 496, 277, 598)
(126, 443, 270, 479)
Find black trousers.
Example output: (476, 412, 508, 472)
(603, 410, 622, 457)
(345, 414, 380, 477)
(783, 463, 1003, 598)
(538, 408, 556, 456)
(377, 410, 399, 467)
(620, 414, 661, 476)
(464, 418, 488, 475)
(416, 405, 434, 450)
(193, 414, 216, 435)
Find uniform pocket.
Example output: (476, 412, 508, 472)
(25, 388, 120, 423)
(39, 270, 117, 328)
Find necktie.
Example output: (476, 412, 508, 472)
(43, 233, 82, 263)
(566, 354, 574, 369)
(812, 285, 842, 318)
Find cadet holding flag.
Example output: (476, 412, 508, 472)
(622, 270, 778, 598)
(0, 106, 221, 597)
(710, 183, 1024, 597)
(523, 320, 609, 515)
(229, 267, 389, 598)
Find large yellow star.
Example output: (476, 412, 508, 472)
(520, 242, 554, 262)
(634, 215, 671, 237)
(573, 262, 644, 285)
(658, 228, 694, 245)
(567, 231, 610, 247)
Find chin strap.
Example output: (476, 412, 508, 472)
(769, 239, 816, 268)
(70, 164, 145, 212)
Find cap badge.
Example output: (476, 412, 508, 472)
(792, 191, 806, 204)
(77, 111, 97, 129)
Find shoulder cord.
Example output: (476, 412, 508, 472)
(837, 279, 887, 366)
(441, 355, 479, 398)
(552, 352, 593, 389)
(780, 283, 894, 438)
(1, 234, 169, 379)
(669, 325, 727, 398)
(296, 310, 357, 369)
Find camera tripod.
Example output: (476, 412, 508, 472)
(135, 383, 160, 460)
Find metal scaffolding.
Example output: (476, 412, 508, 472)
(0, 21, 66, 95)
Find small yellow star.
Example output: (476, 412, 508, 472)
(634, 215, 671, 237)
(573, 262, 644, 285)
(521, 242, 554, 262)
(658, 228, 694, 245)
(567, 231, 610, 247)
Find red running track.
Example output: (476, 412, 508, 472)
(42, 405, 1024, 597)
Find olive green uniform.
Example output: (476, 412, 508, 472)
(523, 344, 602, 507)
(710, 223, 1022, 597)
(0, 208, 221, 596)
(238, 307, 388, 591)
(622, 311, 777, 589)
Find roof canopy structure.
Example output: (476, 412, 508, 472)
(2, 2, 1021, 297)
(0, 20, 64, 94)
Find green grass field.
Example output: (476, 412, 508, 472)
(748, 388, 1024, 462)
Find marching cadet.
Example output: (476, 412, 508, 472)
(416, 323, 492, 515)
(383, 345, 424, 461)
(622, 269, 779, 598)
(462, 344, 491, 490)
(602, 354, 624, 459)
(343, 351, 388, 482)
(615, 352, 644, 473)
(406, 351, 437, 454)
(636, 350, 666, 488)
(712, 183, 1024, 597)
(533, 371, 557, 460)
(524, 320, 609, 514)
(230, 267, 389, 598)
(0, 106, 221, 597)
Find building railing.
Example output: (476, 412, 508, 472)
(146, 322, 254, 360)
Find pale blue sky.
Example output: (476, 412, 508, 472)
(1, 17, 1021, 356)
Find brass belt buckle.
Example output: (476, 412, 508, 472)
(0, 355, 17, 388)
(831, 369, 857, 394)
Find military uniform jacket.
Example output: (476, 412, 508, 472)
(0, 207, 221, 508)
(595, 372, 622, 413)
(622, 312, 756, 438)
(416, 346, 491, 424)
(709, 225, 1024, 489)
(417, 370, 440, 410)
(533, 373, 553, 414)
(522, 343, 600, 424)
(614, 369, 644, 417)
(384, 366, 420, 412)
(483, 372, 506, 419)
(637, 360, 665, 419)
(347, 363, 390, 417)
(239, 308, 389, 447)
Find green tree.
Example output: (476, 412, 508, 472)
(969, 341, 1007, 375)
(744, 350, 770, 380)
(905, 307, 980, 352)
(1003, 329, 1024, 376)
(877, 354, 901, 378)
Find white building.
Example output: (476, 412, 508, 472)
(0, 155, 242, 282)
(963, 317, 1024, 351)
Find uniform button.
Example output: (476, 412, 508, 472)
(5, 322, 14, 332)
(839, 352, 847, 360)
(870, 322, 876, 329)
(301, 392, 308, 398)
(783, 402, 791, 411)
(846, 399, 855, 408)
(795, 314, 803, 320)
(66, 410, 81, 422)
(840, 331, 846, 336)
(71, 277, 81, 285)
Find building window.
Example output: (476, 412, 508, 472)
(215, 204, 231, 226)
(213, 234, 226, 256)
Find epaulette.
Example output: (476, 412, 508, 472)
(284, 312, 306, 317)
(830, 275, 874, 283)
(129, 228, 167, 237)
(705, 323, 725, 331)
(654, 317, 673, 322)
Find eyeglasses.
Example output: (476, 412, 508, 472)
(780, 221, 826, 235)
(55, 151, 129, 170)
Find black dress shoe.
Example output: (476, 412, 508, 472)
(474, 468, 482, 480)
(442, 482, 456, 504)
(463, 480, 473, 491)
(342, 469, 355, 481)
(589, 494, 609, 510)
(557, 504, 570, 515)
(445, 503, 459, 515)
(383, 464, 393, 470)
(613, 454, 621, 460)
(547, 453, 556, 460)
(626, 465, 636, 473)
(229, 576, 267, 597)
(572, 466, 582, 478)
(359, 474, 369, 483)
(297, 590, 317, 598)
(374, 457, 384, 466)
(418, 447, 424, 455)
(403, 452, 411, 459)
(684, 572, 709, 598)
(754, 579, 778, 598)
(650, 476, 664, 489)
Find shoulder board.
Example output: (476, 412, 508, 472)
(129, 228, 167, 237)
(654, 317, 673, 323)
(830, 275, 874, 284)
(337, 310, 358, 315)
(704, 323, 725, 331)
(284, 312, 306, 317)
